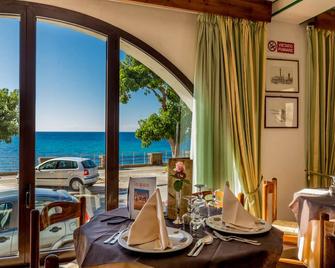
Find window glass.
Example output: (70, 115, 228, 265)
(57, 160, 78, 169)
(40, 161, 58, 170)
(81, 160, 96, 169)
(0, 15, 20, 258)
(35, 19, 107, 253)
(0, 203, 13, 231)
(118, 48, 192, 207)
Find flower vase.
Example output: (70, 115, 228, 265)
(173, 190, 183, 225)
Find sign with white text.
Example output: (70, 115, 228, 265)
(268, 40, 295, 54)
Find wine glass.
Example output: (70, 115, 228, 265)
(189, 199, 206, 237)
(182, 195, 196, 230)
(194, 184, 208, 218)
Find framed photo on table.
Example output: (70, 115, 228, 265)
(265, 96, 298, 128)
(266, 58, 299, 93)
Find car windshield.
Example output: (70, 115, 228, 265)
(82, 160, 96, 168)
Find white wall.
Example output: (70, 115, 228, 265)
(23, 0, 307, 220)
(262, 21, 307, 220)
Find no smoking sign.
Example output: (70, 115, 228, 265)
(268, 40, 277, 52)
(268, 40, 294, 54)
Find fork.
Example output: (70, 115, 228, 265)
(110, 222, 133, 244)
(187, 238, 204, 256)
(103, 223, 128, 244)
(213, 231, 261, 246)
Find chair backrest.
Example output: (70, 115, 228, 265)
(45, 254, 59, 268)
(30, 209, 40, 268)
(320, 212, 335, 268)
(262, 177, 277, 222)
(40, 196, 86, 231)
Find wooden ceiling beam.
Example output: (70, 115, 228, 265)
(125, 0, 272, 22)
(314, 10, 335, 31)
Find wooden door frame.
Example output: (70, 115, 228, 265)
(0, 1, 193, 266)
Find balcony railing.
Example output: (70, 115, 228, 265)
(0, 151, 190, 173)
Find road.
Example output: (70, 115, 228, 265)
(0, 165, 168, 216)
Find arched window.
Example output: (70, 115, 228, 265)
(0, 1, 193, 265)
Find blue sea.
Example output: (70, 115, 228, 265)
(0, 132, 190, 172)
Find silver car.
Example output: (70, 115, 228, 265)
(35, 157, 99, 191)
(0, 188, 83, 257)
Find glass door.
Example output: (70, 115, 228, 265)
(35, 18, 107, 254)
(0, 15, 21, 261)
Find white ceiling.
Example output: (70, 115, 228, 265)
(272, 0, 335, 24)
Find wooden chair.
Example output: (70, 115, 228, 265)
(40, 196, 86, 231)
(30, 209, 40, 268)
(262, 178, 299, 245)
(320, 212, 335, 268)
(262, 178, 305, 267)
(45, 254, 60, 268)
(30, 197, 86, 268)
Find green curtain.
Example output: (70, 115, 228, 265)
(195, 15, 234, 191)
(195, 15, 266, 216)
(306, 27, 335, 188)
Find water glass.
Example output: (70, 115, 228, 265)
(190, 200, 205, 237)
(182, 195, 196, 230)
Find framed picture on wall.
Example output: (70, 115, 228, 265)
(265, 96, 298, 128)
(266, 58, 299, 93)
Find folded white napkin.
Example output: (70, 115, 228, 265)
(127, 189, 172, 250)
(296, 188, 329, 197)
(222, 185, 262, 231)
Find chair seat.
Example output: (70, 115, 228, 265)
(273, 220, 299, 236)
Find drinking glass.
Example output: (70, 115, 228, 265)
(194, 184, 208, 218)
(190, 184, 207, 237)
(182, 195, 196, 230)
(189, 199, 205, 237)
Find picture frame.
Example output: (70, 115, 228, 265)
(266, 58, 299, 93)
(265, 96, 299, 128)
(128, 176, 156, 219)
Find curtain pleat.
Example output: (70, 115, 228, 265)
(306, 27, 335, 187)
(195, 15, 266, 216)
(195, 15, 233, 191)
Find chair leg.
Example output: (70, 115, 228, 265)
(45, 254, 59, 268)
(30, 209, 40, 268)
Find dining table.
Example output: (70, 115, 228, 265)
(74, 208, 283, 268)
(289, 188, 335, 268)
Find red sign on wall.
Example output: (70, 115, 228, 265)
(277, 41, 294, 54)
(267, 40, 295, 54)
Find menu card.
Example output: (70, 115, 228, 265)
(128, 176, 156, 219)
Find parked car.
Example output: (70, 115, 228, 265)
(0, 188, 85, 257)
(35, 157, 99, 191)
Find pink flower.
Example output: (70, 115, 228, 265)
(174, 161, 185, 173)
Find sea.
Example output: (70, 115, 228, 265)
(0, 132, 190, 172)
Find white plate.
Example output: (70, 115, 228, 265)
(206, 215, 272, 235)
(118, 227, 193, 253)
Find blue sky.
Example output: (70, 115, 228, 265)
(0, 18, 160, 132)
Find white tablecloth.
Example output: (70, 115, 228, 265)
(289, 189, 335, 268)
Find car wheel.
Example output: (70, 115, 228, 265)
(70, 178, 83, 191)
